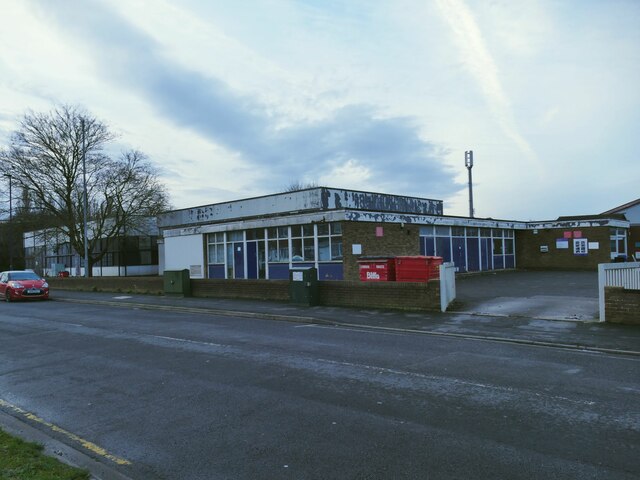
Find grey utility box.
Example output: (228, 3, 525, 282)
(289, 267, 318, 306)
(164, 269, 191, 297)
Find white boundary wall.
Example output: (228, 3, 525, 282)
(598, 262, 640, 322)
(440, 262, 456, 312)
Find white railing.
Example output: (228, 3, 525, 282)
(598, 262, 640, 322)
(440, 262, 456, 312)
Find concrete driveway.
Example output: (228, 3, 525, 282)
(450, 270, 600, 321)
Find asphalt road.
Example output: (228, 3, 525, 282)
(0, 300, 639, 479)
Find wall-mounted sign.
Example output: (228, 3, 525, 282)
(376, 226, 384, 237)
(352, 244, 362, 255)
(540, 245, 549, 253)
(588, 242, 600, 250)
(292, 271, 303, 281)
(556, 239, 569, 249)
(574, 231, 582, 238)
(563, 231, 572, 239)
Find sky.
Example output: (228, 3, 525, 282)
(0, 0, 638, 221)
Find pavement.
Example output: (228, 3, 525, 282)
(51, 283, 640, 355)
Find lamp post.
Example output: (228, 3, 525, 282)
(81, 119, 89, 278)
(464, 150, 474, 218)
(3, 174, 12, 270)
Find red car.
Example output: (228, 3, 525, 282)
(0, 270, 50, 302)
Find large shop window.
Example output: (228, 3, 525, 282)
(420, 225, 516, 272)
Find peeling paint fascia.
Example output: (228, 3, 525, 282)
(162, 211, 347, 238)
(343, 211, 527, 229)
(525, 219, 630, 229)
(158, 187, 444, 230)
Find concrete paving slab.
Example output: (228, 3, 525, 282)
(452, 270, 600, 320)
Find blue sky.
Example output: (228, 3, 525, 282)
(0, 0, 638, 220)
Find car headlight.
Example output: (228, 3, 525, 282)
(42, 282, 49, 288)
(8, 281, 24, 288)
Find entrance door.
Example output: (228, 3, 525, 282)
(246, 242, 257, 279)
(233, 243, 245, 279)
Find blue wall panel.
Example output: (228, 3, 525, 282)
(505, 254, 515, 269)
(319, 263, 343, 280)
(268, 263, 290, 280)
(208, 264, 225, 279)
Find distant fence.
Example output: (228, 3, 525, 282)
(598, 262, 640, 322)
(440, 262, 456, 312)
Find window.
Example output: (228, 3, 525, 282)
(504, 238, 514, 255)
(493, 238, 503, 254)
(610, 228, 627, 258)
(268, 227, 289, 262)
(574, 238, 588, 256)
(291, 224, 315, 262)
(246, 228, 264, 240)
(207, 233, 225, 264)
(228, 231, 243, 242)
(317, 222, 342, 261)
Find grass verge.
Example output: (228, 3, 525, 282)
(0, 428, 89, 480)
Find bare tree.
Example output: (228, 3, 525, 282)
(0, 105, 170, 276)
(283, 180, 319, 192)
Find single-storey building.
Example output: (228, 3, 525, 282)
(157, 187, 630, 281)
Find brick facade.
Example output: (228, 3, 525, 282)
(342, 221, 420, 281)
(49, 276, 163, 294)
(319, 280, 440, 311)
(515, 226, 611, 270)
(604, 287, 640, 325)
(192, 279, 289, 301)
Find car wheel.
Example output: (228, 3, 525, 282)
(5, 289, 11, 302)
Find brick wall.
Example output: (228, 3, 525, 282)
(342, 221, 420, 281)
(49, 275, 442, 312)
(516, 226, 611, 270)
(191, 279, 289, 301)
(604, 287, 640, 325)
(49, 276, 163, 294)
(318, 279, 440, 311)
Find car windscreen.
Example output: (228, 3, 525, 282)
(8, 272, 41, 281)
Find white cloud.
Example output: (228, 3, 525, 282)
(435, 0, 538, 166)
(0, 0, 637, 219)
